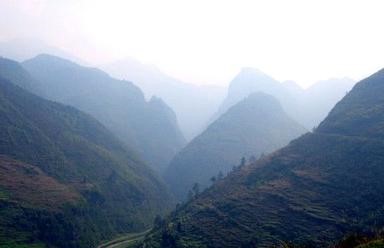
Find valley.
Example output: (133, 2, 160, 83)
(1, 2, 384, 247)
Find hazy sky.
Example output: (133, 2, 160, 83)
(1, 0, 384, 87)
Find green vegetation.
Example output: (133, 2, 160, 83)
(165, 92, 306, 200)
(333, 233, 384, 248)
(0, 59, 173, 247)
(140, 68, 384, 247)
(358, 240, 384, 248)
(22, 54, 185, 173)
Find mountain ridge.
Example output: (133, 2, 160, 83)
(22, 54, 186, 173)
(0, 60, 173, 247)
(102, 58, 226, 140)
(165, 92, 306, 200)
(139, 68, 384, 247)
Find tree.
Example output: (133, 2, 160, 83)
(210, 176, 217, 184)
(192, 183, 200, 196)
(217, 171, 224, 180)
(153, 215, 164, 228)
(176, 222, 182, 232)
(175, 203, 181, 210)
(240, 157, 246, 167)
(249, 155, 257, 164)
(187, 190, 194, 201)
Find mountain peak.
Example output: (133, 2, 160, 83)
(235, 67, 277, 82)
(24, 53, 94, 71)
(240, 67, 266, 75)
(165, 91, 306, 200)
(317, 68, 384, 138)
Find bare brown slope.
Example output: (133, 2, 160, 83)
(0, 155, 80, 210)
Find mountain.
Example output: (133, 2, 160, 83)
(102, 58, 226, 140)
(140, 68, 384, 247)
(0, 59, 173, 247)
(300, 77, 356, 129)
(0, 56, 41, 94)
(212, 68, 301, 127)
(214, 68, 355, 130)
(22, 54, 186, 173)
(164, 92, 306, 200)
(0, 38, 86, 65)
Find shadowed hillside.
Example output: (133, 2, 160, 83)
(0, 59, 173, 247)
(22, 54, 185, 173)
(102, 58, 226, 140)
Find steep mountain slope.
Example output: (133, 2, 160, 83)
(213, 68, 299, 123)
(22, 54, 185, 173)
(0, 61, 173, 247)
(102, 58, 226, 140)
(214, 68, 355, 130)
(0, 56, 41, 94)
(300, 77, 356, 129)
(141, 68, 384, 247)
(165, 92, 306, 200)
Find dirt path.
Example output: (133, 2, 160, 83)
(97, 229, 150, 248)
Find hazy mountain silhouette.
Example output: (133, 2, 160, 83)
(214, 67, 355, 130)
(142, 68, 384, 247)
(165, 92, 306, 200)
(300, 77, 356, 128)
(102, 58, 226, 140)
(0, 38, 86, 64)
(22, 54, 185, 173)
(0, 58, 173, 247)
(213, 67, 299, 123)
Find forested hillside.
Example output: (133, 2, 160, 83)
(140, 68, 384, 247)
(0, 59, 173, 247)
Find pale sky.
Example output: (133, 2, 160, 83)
(1, 0, 384, 87)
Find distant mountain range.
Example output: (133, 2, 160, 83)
(22, 54, 186, 173)
(0, 38, 87, 65)
(0, 41, 373, 248)
(141, 68, 384, 247)
(0, 58, 173, 247)
(214, 67, 356, 130)
(102, 58, 226, 140)
(165, 92, 306, 200)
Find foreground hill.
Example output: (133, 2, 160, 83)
(140, 68, 384, 247)
(22, 54, 185, 173)
(0, 61, 173, 247)
(165, 92, 306, 200)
